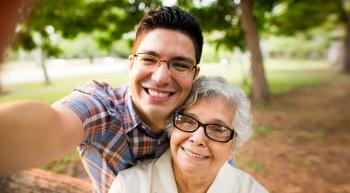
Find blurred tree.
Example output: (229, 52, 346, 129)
(12, 0, 162, 85)
(12, 0, 277, 101)
(179, 0, 278, 101)
(240, 0, 270, 101)
(270, 0, 350, 73)
(0, 0, 33, 94)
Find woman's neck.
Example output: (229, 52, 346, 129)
(173, 162, 216, 193)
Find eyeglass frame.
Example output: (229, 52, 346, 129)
(133, 52, 198, 79)
(173, 113, 237, 143)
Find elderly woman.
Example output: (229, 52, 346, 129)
(108, 76, 268, 193)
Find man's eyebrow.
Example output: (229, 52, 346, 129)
(172, 56, 195, 64)
(137, 50, 195, 64)
(138, 50, 159, 56)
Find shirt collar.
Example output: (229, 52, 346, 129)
(123, 88, 142, 133)
(123, 87, 169, 138)
(151, 150, 179, 193)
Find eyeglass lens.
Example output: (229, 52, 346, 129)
(174, 114, 235, 142)
(135, 53, 195, 77)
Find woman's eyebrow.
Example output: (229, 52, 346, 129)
(182, 112, 198, 118)
(183, 112, 229, 126)
(208, 118, 227, 125)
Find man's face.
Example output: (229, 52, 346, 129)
(129, 28, 198, 130)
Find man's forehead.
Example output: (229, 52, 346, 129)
(135, 28, 196, 61)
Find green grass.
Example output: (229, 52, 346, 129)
(0, 73, 128, 103)
(41, 150, 81, 176)
(0, 58, 337, 175)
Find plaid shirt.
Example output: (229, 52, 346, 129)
(57, 81, 170, 193)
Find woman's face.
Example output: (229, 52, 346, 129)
(170, 96, 235, 178)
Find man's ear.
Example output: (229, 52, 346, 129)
(193, 66, 200, 80)
(129, 55, 134, 70)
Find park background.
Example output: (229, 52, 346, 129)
(0, 0, 349, 193)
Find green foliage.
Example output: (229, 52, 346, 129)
(13, 0, 283, 56)
(188, 1, 245, 50)
(13, 0, 164, 55)
(268, 0, 345, 36)
(181, 0, 279, 51)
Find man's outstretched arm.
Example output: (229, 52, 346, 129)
(0, 100, 84, 175)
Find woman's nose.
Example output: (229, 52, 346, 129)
(189, 126, 207, 145)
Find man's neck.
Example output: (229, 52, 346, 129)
(138, 110, 168, 134)
(147, 117, 166, 134)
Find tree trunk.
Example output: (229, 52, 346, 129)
(0, 0, 26, 64)
(343, 23, 350, 73)
(240, 0, 270, 101)
(0, 67, 3, 95)
(0, 168, 92, 193)
(0, 77, 3, 95)
(41, 49, 51, 85)
(337, 0, 350, 73)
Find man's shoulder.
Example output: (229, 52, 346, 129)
(62, 80, 130, 112)
(54, 81, 130, 131)
(75, 80, 128, 98)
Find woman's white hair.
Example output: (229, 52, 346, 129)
(166, 76, 253, 148)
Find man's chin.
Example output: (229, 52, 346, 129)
(144, 106, 173, 119)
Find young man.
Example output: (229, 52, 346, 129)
(0, 6, 203, 193)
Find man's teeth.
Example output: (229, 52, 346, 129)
(148, 89, 170, 98)
(184, 149, 207, 159)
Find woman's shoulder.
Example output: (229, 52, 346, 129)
(109, 160, 154, 193)
(209, 163, 269, 193)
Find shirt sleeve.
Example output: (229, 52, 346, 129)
(53, 81, 118, 143)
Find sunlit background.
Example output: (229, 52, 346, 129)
(1, 0, 349, 193)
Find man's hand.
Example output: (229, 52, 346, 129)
(0, 100, 84, 175)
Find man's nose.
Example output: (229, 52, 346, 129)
(151, 62, 172, 85)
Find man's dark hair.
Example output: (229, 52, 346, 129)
(133, 6, 203, 64)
